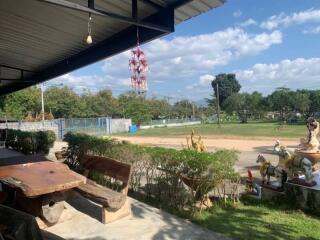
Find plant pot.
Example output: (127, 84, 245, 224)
(295, 150, 320, 165)
(180, 174, 211, 190)
(180, 174, 218, 201)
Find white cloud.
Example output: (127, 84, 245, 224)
(199, 74, 215, 86)
(102, 28, 282, 85)
(233, 10, 242, 18)
(51, 73, 130, 93)
(238, 18, 258, 27)
(186, 74, 214, 90)
(303, 25, 320, 34)
(236, 58, 320, 94)
(261, 8, 320, 30)
(50, 27, 282, 98)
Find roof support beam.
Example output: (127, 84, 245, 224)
(0, 3, 174, 95)
(0, 79, 36, 83)
(170, 0, 194, 9)
(39, 0, 171, 33)
(132, 0, 138, 19)
(0, 64, 34, 73)
(88, 0, 94, 9)
(139, 0, 165, 10)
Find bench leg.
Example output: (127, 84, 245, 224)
(102, 199, 131, 224)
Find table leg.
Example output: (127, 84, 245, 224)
(16, 192, 65, 225)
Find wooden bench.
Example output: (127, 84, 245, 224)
(76, 154, 132, 224)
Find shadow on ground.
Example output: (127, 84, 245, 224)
(131, 200, 229, 240)
(42, 230, 106, 240)
(67, 193, 103, 222)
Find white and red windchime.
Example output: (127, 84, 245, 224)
(129, 28, 149, 95)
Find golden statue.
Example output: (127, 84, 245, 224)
(186, 130, 207, 152)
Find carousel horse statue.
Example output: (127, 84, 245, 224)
(274, 140, 314, 184)
(299, 117, 320, 151)
(256, 154, 287, 187)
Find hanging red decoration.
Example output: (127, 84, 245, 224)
(129, 28, 148, 94)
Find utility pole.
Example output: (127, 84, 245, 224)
(216, 81, 220, 127)
(192, 102, 195, 119)
(40, 83, 63, 128)
(166, 96, 171, 120)
(41, 83, 45, 127)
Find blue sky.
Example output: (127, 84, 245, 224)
(51, 0, 320, 101)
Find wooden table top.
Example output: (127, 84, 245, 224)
(0, 157, 86, 197)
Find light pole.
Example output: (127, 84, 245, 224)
(40, 83, 63, 127)
(41, 83, 45, 127)
(216, 81, 221, 127)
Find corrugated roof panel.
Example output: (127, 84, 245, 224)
(0, 0, 225, 92)
(175, 0, 224, 24)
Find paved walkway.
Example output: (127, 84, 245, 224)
(43, 194, 230, 240)
(0, 148, 230, 240)
(0, 148, 23, 158)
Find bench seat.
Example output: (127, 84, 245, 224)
(76, 155, 132, 223)
(76, 179, 126, 211)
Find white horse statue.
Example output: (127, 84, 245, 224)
(274, 140, 314, 184)
(256, 154, 286, 187)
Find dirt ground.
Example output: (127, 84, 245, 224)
(115, 136, 298, 152)
(115, 136, 299, 176)
(53, 135, 299, 177)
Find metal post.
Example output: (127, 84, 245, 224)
(41, 83, 45, 127)
(217, 82, 220, 126)
(192, 102, 195, 119)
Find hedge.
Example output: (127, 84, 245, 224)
(5, 129, 56, 154)
(63, 132, 239, 209)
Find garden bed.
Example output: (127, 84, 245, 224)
(62, 132, 320, 240)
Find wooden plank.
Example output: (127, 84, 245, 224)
(80, 155, 131, 183)
(0, 161, 86, 197)
(76, 180, 126, 211)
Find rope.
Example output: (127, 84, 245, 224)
(136, 26, 140, 46)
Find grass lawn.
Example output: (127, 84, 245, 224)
(190, 201, 320, 240)
(121, 122, 306, 139)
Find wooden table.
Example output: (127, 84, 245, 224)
(0, 156, 86, 224)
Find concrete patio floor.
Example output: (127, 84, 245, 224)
(0, 148, 230, 240)
(42, 194, 230, 240)
(0, 147, 23, 158)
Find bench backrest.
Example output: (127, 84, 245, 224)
(80, 154, 131, 194)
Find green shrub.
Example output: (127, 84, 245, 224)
(63, 132, 239, 210)
(5, 129, 56, 154)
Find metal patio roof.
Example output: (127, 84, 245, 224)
(0, 0, 224, 95)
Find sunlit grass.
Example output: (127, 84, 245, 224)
(191, 201, 320, 240)
(118, 122, 306, 139)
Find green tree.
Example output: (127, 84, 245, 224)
(82, 90, 119, 117)
(307, 90, 320, 114)
(223, 93, 248, 123)
(118, 91, 152, 125)
(45, 86, 81, 118)
(2, 87, 41, 119)
(211, 73, 241, 107)
(266, 88, 310, 121)
(223, 91, 264, 123)
(148, 98, 170, 119)
(291, 91, 310, 113)
(171, 100, 194, 118)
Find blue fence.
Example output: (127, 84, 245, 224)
(57, 117, 113, 138)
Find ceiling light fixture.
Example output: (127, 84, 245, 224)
(86, 13, 93, 44)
